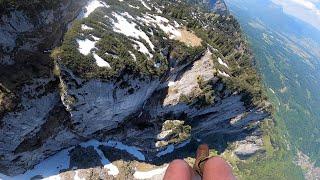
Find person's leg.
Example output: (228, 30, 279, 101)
(163, 159, 199, 180)
(202, 157, 236, 180)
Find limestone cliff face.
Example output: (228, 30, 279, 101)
(1, 0, 270, 178)
(0, 0, 86, 175)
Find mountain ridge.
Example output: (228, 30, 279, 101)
(1, 0, 272, 179)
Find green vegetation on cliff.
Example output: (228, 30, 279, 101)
(53, 0, 298, 178)
(166, 1, 304, 179)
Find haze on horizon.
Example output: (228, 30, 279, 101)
(271, 0, 320, 31)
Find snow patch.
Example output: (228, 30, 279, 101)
(168, 81, 175, 87)
(2, 147, 72, 180)
(93, 53, 111, 68)
(218, 70, 230, 77)
(155, 140, 191, 157)
(139, 0, 151, 10)
(80, 140, 119, 176)
(2, 141, 145, 179)
(132, 40, 153, 58)
(81, 24, 93, 30)
(156, 145, 174, 157)
(174, 21, 181, 28)
(129, 51, 137, 61)
(128, 4, 140, 9)
(154, 6, 163, 13)
(105, 141, 146, 161)
(80, 0, 110, 19)
(176, 139, 191, 149)
(77, 38, 96, 55)
(218, 57, 229, 68)
(133, 166, 168, 179)
(111, 12, 154, 51)
(139, 14, 181, 39)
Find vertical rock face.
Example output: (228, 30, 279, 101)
(1, 0, 270, 177)
(0, 0, 86, 175)
(59, 71, 160, 136)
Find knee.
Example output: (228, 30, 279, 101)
(203, 157, 235, 179)
(205, 157, 229, 167)
(164, 159, 192, 180)
(168, 159, 190, 170)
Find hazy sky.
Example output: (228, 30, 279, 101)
(271, 0, 320, 30)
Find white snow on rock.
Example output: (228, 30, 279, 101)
(139, 0, 151, 10)
(168, 81, 175, 87)
(133, 166, 168, 179)
(218, 70, 230, 77)
(77, 38, 96, 55)
(176, 139, 191, 149)
(218, 57, 229, 68)
(93, 53, 111, 68)
(174, 21, 181, 28)
(2, 139, 141, 179)
(139, 14, 181, 39)
(81, 24, 93, 30)
(80, 140, 119, 176)
(110, 12, 154, 51)
(128, 4, 140, 9)
(105, 141, 146, 161)
(155, 139, 191, 157)
(132, 40, 153, 58)
(156, 145, 174, 157)
(154, 6, 162, 14)
(129, 51, 137, 61)
(80, 0, 110, 19)
(1, 147, 72, 180)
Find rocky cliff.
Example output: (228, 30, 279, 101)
(1, 0, 271, 179)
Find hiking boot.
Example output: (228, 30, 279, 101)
(193, 144, 210, 177)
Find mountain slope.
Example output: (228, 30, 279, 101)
(1, 0, 272, 179)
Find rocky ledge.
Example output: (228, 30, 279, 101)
(1, 0, 271, 178)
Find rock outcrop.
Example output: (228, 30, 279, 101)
(0, 0, 86, 175)
(0, 0, 270, 178)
